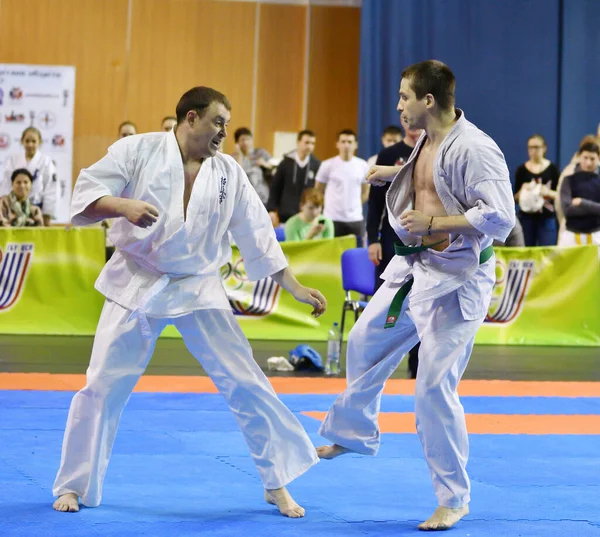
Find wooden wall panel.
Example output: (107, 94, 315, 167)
(254, 3, 307, 154)
(127, 0, 257, 155)
(0, 0, 130, 173)
(306, 5, 361, 160)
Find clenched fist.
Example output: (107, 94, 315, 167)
(122, 200, 159, 228)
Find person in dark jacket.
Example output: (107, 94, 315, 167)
(267, 130, 320, 226)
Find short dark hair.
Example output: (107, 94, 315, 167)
(337, 129, 357, 141)
(175, 86, 231, 124)
(11, 168, 34, 183)
(234, 127, 253, 143)
(118, 121, 136, 133)
(382, 125, 403, 137)
(401, 60, 456, 111)
(298, 129, 316, 141)
(580, 142, 600, 156)
(161, 116, 176, 124)
(21, 127, 42, 143)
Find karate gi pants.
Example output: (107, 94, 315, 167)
(319, 279, 486, 508)
(53, 299, 318, 507)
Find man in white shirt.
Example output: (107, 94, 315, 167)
(315, 130, 370, 244)
(52, 86, 326, 518)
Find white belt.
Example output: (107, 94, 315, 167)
(127, 274, 170, 339)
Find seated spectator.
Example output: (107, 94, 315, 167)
(267, 130, 320, 226)
(0, 126, 57, 226)
(231, 127, 272, 204)
(514, 134, 559, 246)
(558, 141, 600, 249)
(284, 188, 334, 241)
(0, 169, 44, 227)
(160, 116, 177, 132)
(118, 121, 137, 138)
(366, 125, 403, 167)
(316, 129, 369, 245)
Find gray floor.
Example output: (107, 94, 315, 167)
(0, 334, 598, 380)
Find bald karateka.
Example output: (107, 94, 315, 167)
(317, 60, 515, 531)
(53, 86, 326, 518)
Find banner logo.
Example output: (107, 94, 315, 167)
(0, 243, 34, 312)
(9, 87, 22, 101)
(0, 133, 10, 149)
(5, 111, 25, 123)
(485, 259, 534, 324)
(221, 258, 280, 316)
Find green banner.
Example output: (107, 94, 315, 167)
(477, 245, 600, 346)
(0, 228, 105, 334)
(1, 227, 598, 346)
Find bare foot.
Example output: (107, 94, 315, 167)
(53, 493, 80, 513)
(418, 505, 469, 531)
(264, 487, 305, 518)
(316, 444, 351, 459)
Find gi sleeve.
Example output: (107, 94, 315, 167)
(41, 158, 59, 219)
(70, 142, 133, 226)
(463, 142, 516, 242)
(229, 164, 288, 281)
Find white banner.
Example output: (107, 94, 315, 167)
(0, 64, 76, 223)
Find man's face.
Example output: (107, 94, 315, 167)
(301, 201, 322, 221)
(580, 151, 599, 173)
(188, 101, 230, 158)
(337, 134, 357, 158)
(162, 118, 177, 132)
(237, 134, 254, 154)
(297, 135, 316, 156)
(119, 124, 136, 138)
(381, 133, 402, 148)
(397, 78, 428, 130)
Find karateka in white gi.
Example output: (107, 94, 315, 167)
(317, 61, 515, 531)
(52, 86, 326, 518)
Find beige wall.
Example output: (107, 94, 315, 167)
(0, 0, 360, 180)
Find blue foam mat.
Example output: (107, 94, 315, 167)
(1, 390, 599, 536)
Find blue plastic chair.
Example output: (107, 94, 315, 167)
(339, 247, 375, 348)
(275, 226, 285, 242)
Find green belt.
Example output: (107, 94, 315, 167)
(383, 243, 494, 329)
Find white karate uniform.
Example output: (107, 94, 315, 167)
(319, 110, 515, 508)
(1, 150, 58, 218)
(53, 131, 318, 507)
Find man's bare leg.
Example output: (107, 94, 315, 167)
(316, 444, 352, 459)
(418, 505, 469, 531)
(264, 487, 305, 518)
(52, 493, 80, 513)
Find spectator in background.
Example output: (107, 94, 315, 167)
(231, 127, 271, 204)
(161, 116, 177, 132)
(0, 169, 44, 227)
(284, 188, 334, 241)
(558, 141, 600, 250)
(514, 134, 559, 246)
(366, 125, 404, 167)
(118, 121, 137, 138)
(366, 116, 422, 379)
(316, 129, 369, 245)
(555, 135, 600, 235)
(267, 130, 320, 226)
(0, 127, 58, 226)
(367, 117, 422, 290)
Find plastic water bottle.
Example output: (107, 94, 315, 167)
(325, 322, 341, 375)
